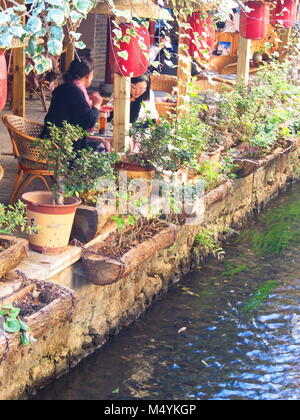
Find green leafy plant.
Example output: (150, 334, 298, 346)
(0, 201, 36, 236)
(35, 122, 119, 205)
(129, 117, 197, 173)
(193, 230, 225, 261)
(0, 304, 32, 346)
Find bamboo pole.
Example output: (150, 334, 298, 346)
(237, 36, 252, 85)
(113, 74, 131, 152)
(12, 1, 26, 117)
(177, 16, 192, 110)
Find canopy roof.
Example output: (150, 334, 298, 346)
(93, 0, 173, 20)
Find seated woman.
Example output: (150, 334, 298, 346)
(130, 73, 159, 126)
(42, 57, 110, 152)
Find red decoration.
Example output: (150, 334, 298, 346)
(270, 0, 298, 28)
(189, 12, 215, 60)
(149, 21, 157, 46)
(0, 51, 7, 112)
(109, 23, 150, 77)
(240, 1, 270, 40)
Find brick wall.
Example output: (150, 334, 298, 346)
(92, 14, 109, 84)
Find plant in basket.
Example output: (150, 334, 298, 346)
(0, 201, 34, 279)
(82, 191, 179, 286)
(22, 122, 119, 254)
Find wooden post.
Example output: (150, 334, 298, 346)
(113, 74, 131, 152)
(65, 37, 75, 71)
(237, 36, 252, 85)
(177, 17, 192, 110)
(12, 46, 25, 117)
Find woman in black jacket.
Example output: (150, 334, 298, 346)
(42, 57, 109, 152)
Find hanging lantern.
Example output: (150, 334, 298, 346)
(240, 1, 270, 40)
(270, 0, 298, 28)
(109, 22, 151, 78)
(0, 51, 7, 112)
(189, 12, 216, 60)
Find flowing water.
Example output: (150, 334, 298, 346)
(32, 184, 300, 401)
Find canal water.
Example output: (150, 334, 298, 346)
(32, 184, 300, 400)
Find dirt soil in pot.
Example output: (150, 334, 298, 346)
(95, 218, 173, 260)
(0, 239, 12, 253)
(13, 283, 59, 317)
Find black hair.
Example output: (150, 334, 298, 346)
(98, 83, 114, 98)
(130, 73, 151, 124)
(63, 57, 94, 83)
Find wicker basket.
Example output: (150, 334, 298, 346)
(0, 279, 76, 364)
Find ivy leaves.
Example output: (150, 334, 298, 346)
(0, 304, 32, 347)
(0, 0, 99, 74)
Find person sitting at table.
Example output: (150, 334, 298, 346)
(106, 72, 158, 127)
(41, 57, 111, 152)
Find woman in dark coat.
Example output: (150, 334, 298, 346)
(42, 57, 110, 152)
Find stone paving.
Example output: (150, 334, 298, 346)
(0, 98, 48, 204)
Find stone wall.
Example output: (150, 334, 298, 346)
(0, 142, 300, 400)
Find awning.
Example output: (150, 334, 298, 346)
(93, 0, 173, 21)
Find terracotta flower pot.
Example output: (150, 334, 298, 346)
(22, 191, 81, 254)
(116, 161, 155, 181)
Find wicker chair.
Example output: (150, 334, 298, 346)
(150, 74, 178, 95)
(2, 114, 54, 204)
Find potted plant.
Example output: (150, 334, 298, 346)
(123, 116, 199, 178)
(0, 201, 30, 278)
(22, 122, 119, 254)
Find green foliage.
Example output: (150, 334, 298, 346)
(242, 280, 279, 314)
(129, 117, 198, 172)
(35, 122, 119, 204)
(193, 230, 225, 261)
(219, 263, 248, 278)
(0, 201, 36, 236)
(239, 199, 300, 256)
(0, 304, 31, 346)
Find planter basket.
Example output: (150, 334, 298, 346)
(233, 139, 295, 178)
(0, 279, 75, 363)
(0, 235, 28, 279)
(82, 223, 179, 286)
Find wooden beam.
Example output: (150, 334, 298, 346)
(177, 17, 192, 110)
(12, 45, 25, 117)
(237, 36, 252, 85)
(113, 74, 131, 152)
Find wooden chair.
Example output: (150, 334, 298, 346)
(2, 114, 55, 204)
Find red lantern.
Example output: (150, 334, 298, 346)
(189, 12, 216, 60)
(270, 0, 298, 28)
(109, 23, 150, 77)
(0, 51, 7, 112)
(240, 1, 270, 40)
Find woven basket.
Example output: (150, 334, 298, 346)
(0, 51, 7, 111)
(0, 279, 76, 364)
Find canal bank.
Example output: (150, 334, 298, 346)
(0, 139, 300, 400)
